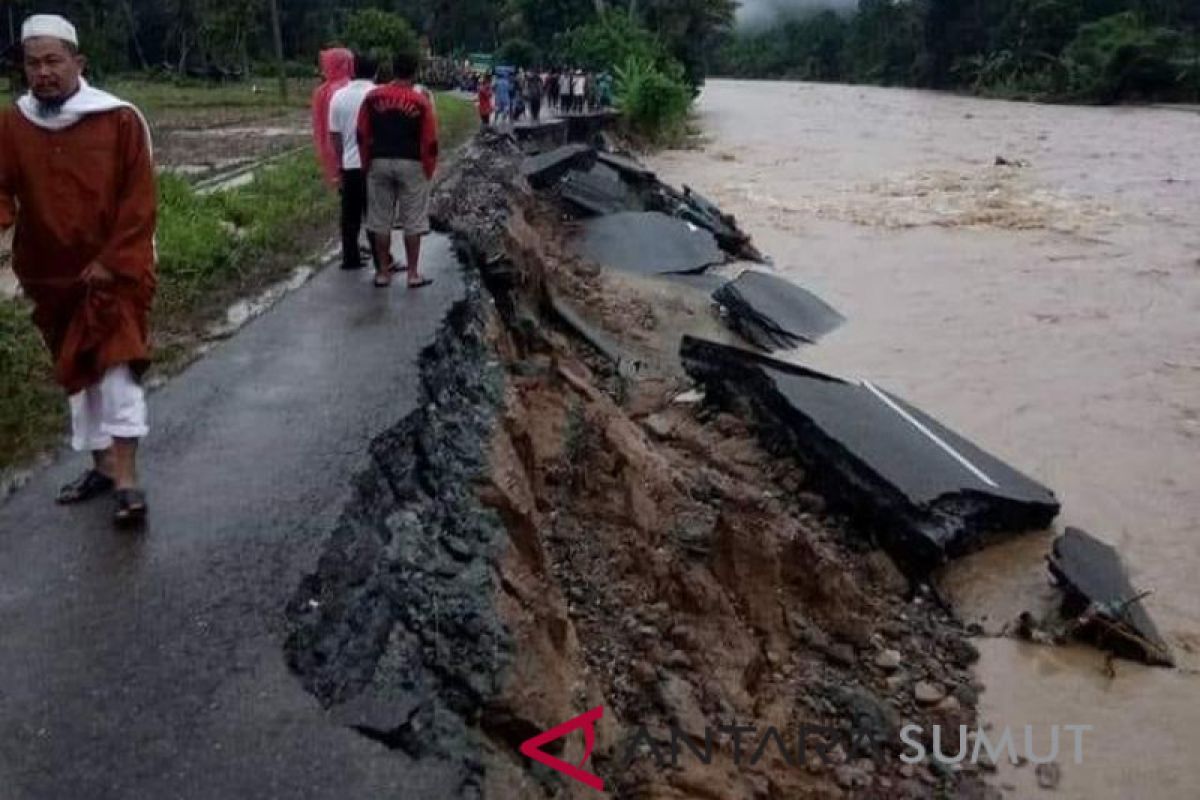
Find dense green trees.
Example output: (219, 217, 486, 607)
(2, 0, 734, 89)
(717, 0, 1200, 103)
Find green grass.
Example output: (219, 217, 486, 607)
(155, 152, 336, 322)
(0, 89, 476, 473)
(0, 301, 63, 468)
(436, 92, 478, 151)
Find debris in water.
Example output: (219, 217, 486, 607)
(713, 269, 846, 351)
(681, 337, 1060, 569)
(994, 155, 1030, 168)
(1047, 527, 1173, 667)
(574, 211, 725, 276)
(1036, 762, 1062, 790)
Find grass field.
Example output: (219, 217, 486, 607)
(0, 82, 476, 474)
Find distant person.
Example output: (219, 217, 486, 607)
(0, 15, 156, 526)
(526, 68, 543, 122)
(311, 47, 353, 189)
(585, 71, 598, 113)
(357, 49, 439, 290)
(494, 71, 512, 125)
(512, 70, 526, 122)
(546, 69, 560, 113)
(328, 52, 378, 272)
(477, 73, 494, 130)
(559, 70, 572, 114)
(598, 71, 614, 109)
(572, 70, 587, 114)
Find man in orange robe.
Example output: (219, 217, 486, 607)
(0, 15, 157, 526)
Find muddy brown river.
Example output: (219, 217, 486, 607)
(650, 79, 1200, 798)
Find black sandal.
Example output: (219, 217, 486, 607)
(57, 469, 115, 505)
(114, 489, 148, 528)
(407, 276, 434, 289)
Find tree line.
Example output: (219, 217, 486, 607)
(1, 0, 734, 89)
(716, 0, 1200, 103)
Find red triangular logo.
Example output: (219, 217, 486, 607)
(518, 706, 605, 791)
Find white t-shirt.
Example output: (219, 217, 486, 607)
(328, 79, 375, 171)
(573, 75, 586, 96)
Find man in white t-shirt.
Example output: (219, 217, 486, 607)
(328, 52, 377, 270)
(572, 70, 587, 114)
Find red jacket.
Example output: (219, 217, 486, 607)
(478, 84, 494, 117)
(311, 48, 353, 187)
(357, 82, 439, 180)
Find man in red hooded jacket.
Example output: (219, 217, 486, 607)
(311, 48, 352, 188)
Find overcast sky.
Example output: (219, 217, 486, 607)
(735, 0, 858, 29)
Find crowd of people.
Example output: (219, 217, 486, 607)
(475, 68, 614, 129)
(312, 47, 439, 289)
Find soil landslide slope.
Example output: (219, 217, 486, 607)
(425, 135, 993, 798)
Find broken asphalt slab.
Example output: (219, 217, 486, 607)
(573, 211, 726, 276)
(596, 150, 656, 182)
(1048, 528, 1173, 666)
(681, 337, 1060, 569)
(519, 143, 595, 189)
(0, 236, 473, 799)
(714, 269, 846, 351)
(560, 163, 644, 217)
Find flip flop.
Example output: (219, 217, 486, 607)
(407, 277, 434, 290)
(57, 469, 115, 505)
(389, 262, 407, 274)
(114, 488, 148, 528)
(373, 273, 392, 288)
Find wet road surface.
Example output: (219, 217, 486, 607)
(0, 237, 466, 799)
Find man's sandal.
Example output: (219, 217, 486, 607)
(57, 470, 115, 505)
(373, 272, 393, 288)
(114, 489, 148, 528)
(407, 277, 434, 289)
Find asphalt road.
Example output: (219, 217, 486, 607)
(0, 236, 467, 799)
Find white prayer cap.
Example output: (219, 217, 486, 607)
(22, 14, 79, 47)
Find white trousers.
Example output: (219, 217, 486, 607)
(68, 364, 149, 452)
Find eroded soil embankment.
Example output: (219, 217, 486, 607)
(284, 135, 995, 799)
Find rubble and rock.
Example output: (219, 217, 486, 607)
(283, 273, 508, 797)
(1047, 527, 1173, 666)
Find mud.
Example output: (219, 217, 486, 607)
(153, 110, 310, 178)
